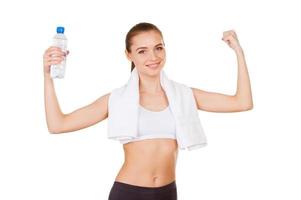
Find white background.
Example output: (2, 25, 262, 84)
(0, 0, 300, 199)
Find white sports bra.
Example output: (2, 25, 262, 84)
(120, 104, 177, 144)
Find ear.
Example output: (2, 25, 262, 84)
(125, 50, 132, 61)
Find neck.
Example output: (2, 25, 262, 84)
(138, 73, 163, 94)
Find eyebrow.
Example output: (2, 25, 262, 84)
(135, 43, 164, 52)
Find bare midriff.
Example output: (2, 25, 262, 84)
(115, 138, 178, 187)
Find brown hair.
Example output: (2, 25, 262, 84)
(125, 22, 164, 72)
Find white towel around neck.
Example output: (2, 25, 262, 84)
(107, 67, 207, 151)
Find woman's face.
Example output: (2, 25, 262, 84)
(126, 30, 166, 76)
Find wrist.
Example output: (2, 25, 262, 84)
(234, 47, 244, 55)
(44, 73, 52, 80)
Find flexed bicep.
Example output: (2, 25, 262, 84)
(191, 87, 251, 113)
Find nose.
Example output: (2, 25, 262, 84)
(149, 49, 159, 61)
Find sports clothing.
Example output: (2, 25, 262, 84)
(108, 180, 177, 200)
(120, 105, 176, 144)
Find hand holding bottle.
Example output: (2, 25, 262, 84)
(43, 47, 69, 78)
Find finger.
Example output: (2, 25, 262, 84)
(45, 47, 65, 55)
(47, 50, 66, 58)
(45, 46, 61, 54)
(222, 37, 234, 47)
(228, 32, 237, 39)
(50, 56, 64, 60)
(222, 33, 231, 41)
(222, 35, 230, 41)
(222, 34, 235, 41)
(46, 58, 64, 65)
(230, 30, 237, 36)
(227, 30, 237, 39)
(45, 56, 65, 63)
(223, 30, 237, 39)
(46, 61, 61, 66)
(223, 31, 231, 37)
(228, 35, 238, 42)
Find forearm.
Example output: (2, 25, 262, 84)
(44, 74, 65, 133)
(234, 48, 253, 108)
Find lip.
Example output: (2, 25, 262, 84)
(146, 61, 161, 68)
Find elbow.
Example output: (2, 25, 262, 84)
(46, 117, 65, 134)
(48, 130, 56, 134)
(236, 96, 253, 111)
(48, 130, 59, 134)
(47, 124, 63, 134)
(241, 103, 253, 111)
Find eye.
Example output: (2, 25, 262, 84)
(138, 50, 145, 54)
(156, 46, 163, 51)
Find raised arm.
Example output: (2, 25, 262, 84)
(192, 30, 253, 113)
(43, 46, 110, 134)
(57, 92, 110, 134)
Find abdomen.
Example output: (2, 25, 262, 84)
(115, 138, 178, 187)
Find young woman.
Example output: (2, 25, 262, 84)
(43, 22, 253, 200)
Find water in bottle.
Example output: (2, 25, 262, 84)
(50, 26, 68, 79)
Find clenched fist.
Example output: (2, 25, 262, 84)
(222, 30, 242, 52)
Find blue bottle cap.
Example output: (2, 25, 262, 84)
(56, 26, 65, 34)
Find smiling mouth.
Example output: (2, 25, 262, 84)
(146, 62, 161, 68)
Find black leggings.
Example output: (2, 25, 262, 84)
(108, 180, 177, 200)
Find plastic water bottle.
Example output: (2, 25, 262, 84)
(50, 26, 68, 79)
